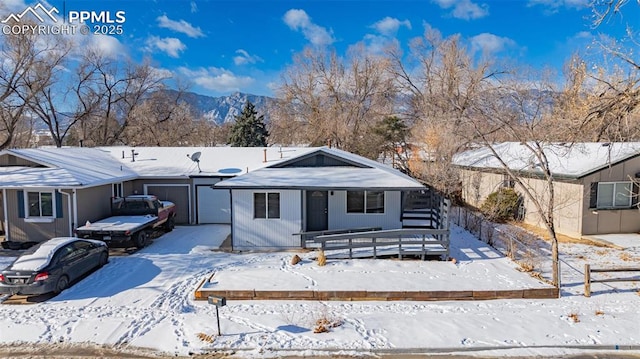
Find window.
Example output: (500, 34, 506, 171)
(596, 182, 632, 208)
(254, 192, 280, 219)
(112, 183, 123, 198)
(347, 191, 385, 214)
(27, 191, 54, 217)
(502, 174, 515, 188)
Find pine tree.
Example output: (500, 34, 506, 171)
(228, 101, 269, 147)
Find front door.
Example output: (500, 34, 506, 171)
(306, 190, 328, 231)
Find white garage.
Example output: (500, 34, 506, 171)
(196, 185, 231, 224)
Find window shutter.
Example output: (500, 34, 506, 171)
(17, 190, 25, 218)
(55, 191, 63, 218)
(589, 182, 598, 209)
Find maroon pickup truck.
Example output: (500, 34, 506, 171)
(75, 195, 177, 248)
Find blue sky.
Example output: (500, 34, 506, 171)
(3, 0, 637, 97)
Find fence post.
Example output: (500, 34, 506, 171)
(584, 264, 591, 297)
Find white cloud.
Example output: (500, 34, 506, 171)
(470, 33, 516, 54)
(84, 35, 126, 59)
(190, 1, 198, 13)
(233, 49, 263, 66)
(177, 67, 254, 93)
(156, 14, 204, 38)
(283, 9, 335, 46)
(528, 0, 589, 13)
(432, 0, 489, 20)
(371, 17, 411, 37)
(146, 36, 186, 58)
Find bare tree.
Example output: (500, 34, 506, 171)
(0, 22, 58, 149)
(270, 44, 397, 158)
(71, 51, 169, 146)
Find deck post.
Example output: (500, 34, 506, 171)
(349, 238, 353, 259)
(373, 237, 377, 259)
(584, 264, 591, 297)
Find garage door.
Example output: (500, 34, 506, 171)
(197, 186, 231, 224)
(145, 185, 189, 224)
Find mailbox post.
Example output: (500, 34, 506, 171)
(207, 295, 226, 336)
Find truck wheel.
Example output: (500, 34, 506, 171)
(164, 217, 175, 232)
(134, 231, 150, 249)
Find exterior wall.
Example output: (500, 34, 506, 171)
(231, 189, 302, 250)
(5, 188, 70, 242)
(459, 169, 584, 238)
(76, 185, 113, 225)
(0, 154, 38, 166)
(327, 191, 402, 230)
(580, 156, 640, 235)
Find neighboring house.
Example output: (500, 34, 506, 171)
(453, 142, 640, 238)
(215, 147, 426, 250)
(1, 146, 428, 247)
(0, 148, 138, 242)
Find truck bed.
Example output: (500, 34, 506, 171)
(76, 215, 158, 233)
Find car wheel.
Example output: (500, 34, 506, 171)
(53, 275, 69, 295)
(134, 231, 149, 249)
(164, 217, 175, 232)
(98, 252, 109, 267)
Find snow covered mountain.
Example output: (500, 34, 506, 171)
(168, 90, 273, 125)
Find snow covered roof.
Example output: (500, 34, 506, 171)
(452, 142, 640, 178)
(99, 146, 319, 178)
(9, 237, 78, 272)
(0, 148, 138, 188)
(216, 148, 424, 190)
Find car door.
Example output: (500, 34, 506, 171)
(57, 243, 85, 281)
(71, 241, 96, 275)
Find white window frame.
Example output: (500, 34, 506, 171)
(24, 190, 56, 220)
(597, 181, 632, 209)
(112, 182, 123, 198)
(253, 192, 280, 219)
(346, 190, 385, 214)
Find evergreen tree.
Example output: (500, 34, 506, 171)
(228, 101, 269, 147)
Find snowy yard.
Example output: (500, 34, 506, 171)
(0, 224, 639, 358)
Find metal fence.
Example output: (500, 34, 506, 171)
(450, 206, 551, 281)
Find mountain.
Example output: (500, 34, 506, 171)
(168, 90, 274, 125)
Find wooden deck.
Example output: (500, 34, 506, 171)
(314, 228, 450, 260)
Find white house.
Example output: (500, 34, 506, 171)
(215, 147, 426, 250)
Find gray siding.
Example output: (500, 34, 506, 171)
(580, 156, 640, 235)
(0, 154, 39, 166)
(6, 189, 70, 242)
(76, 185, 113, 226)
(232, 189, 302, 249)
(328, 191, 402, 230)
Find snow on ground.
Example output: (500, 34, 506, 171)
(0, 224, 638, 358)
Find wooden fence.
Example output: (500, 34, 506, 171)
(584, 264, 640, 297)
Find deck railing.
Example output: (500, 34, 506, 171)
(314, 228, 450, 260)
(584, 264, 640, 297)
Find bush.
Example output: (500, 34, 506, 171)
(481, 188, 521, 222)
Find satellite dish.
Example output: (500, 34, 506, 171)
(189, 151, 201, 162)
(187, 151, 203, 173)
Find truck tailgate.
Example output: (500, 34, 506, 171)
(76, 215, 158, 232)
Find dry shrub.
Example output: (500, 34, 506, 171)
(450, 257, 457, 264)
(291, 254, 302, 265)
(197, 332, 215, 343)
(595, 310, 605, 316)
(314, 317, 342, 333)
(317, 250, 326, 266)
(568, 312, 580, 323)
(596, 250, 609, 256)
(619, 252, 634, 262)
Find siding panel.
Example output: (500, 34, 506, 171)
(328, 191, 402, 230)
(76, 185, 113, 225)
(232, 189, 301, 249)
(7, 189, 70, 242)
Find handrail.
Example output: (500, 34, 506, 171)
(315, 228, 448, 242)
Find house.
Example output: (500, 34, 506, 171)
(215, 147, 426, 250)
(0, 146, 430, 247)
(453, 142, 640, 238)
(0, 147, 138, 242)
